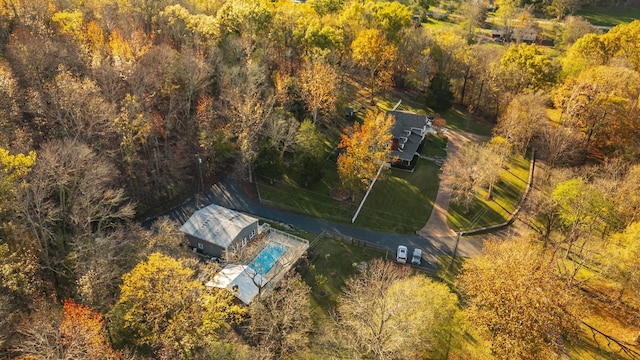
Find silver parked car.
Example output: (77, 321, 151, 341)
(396, 245, 408, 263)
(411, 248, 422, 265)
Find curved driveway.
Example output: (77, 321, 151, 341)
(150, 177, 481, 272)
(146, 130, 492, 271)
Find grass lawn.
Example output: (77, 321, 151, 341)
(354, 159, 441, 233)
(447, 153, 530, 231)
(257, 160, 353, 223)
(440, 105, 494, 137)
(258, 150, 442, 233)
(575, 7, 640, 27)
(300, 235, 390, 321)
(421, 133, 448, 157)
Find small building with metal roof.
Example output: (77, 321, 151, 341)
(180, 204, 259, 259)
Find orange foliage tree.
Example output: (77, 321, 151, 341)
(60, 299, 118, 359)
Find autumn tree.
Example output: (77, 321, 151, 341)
(59, 299, 119, 359)
(299, 59, 338, 124)
(337, 110, 394, 197)
(495, 93, 547, 155)
(0, 60, 26, 150)
(554, 65, 640, 160)
(351, 28, 397, 105)
(551, 177, 620, 283)
(457, 238, 583, 360)
(500, 43, 557, 94)
(331, 259, 462, 359)
(114, 253, 245, 357)
(247, 273, 312, 359)
(13, 300, 118, 359)
(264, 110, 300, 159)
(17, 140, 134, 290)
(0, 243, 41, 353)
(613, 165, 640, 226)
(44, 67, 118, 153)
(220, 59, 276, 183)
(600, 222, 640, 302)
(538, 124, 584, 170)
(602, 20, 640, 72)
(440, 142, 501, 213)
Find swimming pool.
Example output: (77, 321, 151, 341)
(248, 242, 289, 275)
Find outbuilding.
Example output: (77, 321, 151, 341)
(180, 204, 259, 259)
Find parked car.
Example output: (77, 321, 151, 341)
(396, 245, 408, 263)
(411, 248, 422, 265)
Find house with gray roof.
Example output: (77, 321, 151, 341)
(180, 204, 259, 258)
(388, 110, 432, 169)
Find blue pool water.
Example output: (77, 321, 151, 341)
(248, 242, 289, 275)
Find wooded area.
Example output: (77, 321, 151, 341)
(0, 0, 639, 358)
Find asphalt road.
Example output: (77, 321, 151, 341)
(145, 177, 486, 272)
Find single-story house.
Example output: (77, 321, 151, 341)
(180, 204, 259, 258)
(388, 110, 432, 168)
(206, 264, 265, 305)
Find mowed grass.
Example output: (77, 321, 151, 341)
(421, 134, 448, 157)
(256, 160, 353, 223)
(301, 236, 389, 321)
(447, 153, 530, 231)
(354, 159, 441, 233)
(440, 105, 494, 137)
(575, 7, 640, 27)
(258, 157, 442, 234)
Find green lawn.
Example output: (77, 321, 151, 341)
(420, 134, 448, 157)
(447, 153, 531, 231)
(257, 160, 352, 223)
(440, 105, 494, 137)
(575, 7, 640, 27)
(300, 235, 389, 321)
(258, 157, 442, 233)
(354, 160, 441, 233)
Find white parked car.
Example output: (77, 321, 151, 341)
(396, 245, 408, 263)
(411, 248, 422, 265)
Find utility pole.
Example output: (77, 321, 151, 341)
(447, 231, 461, 272)
(352, 162, 385, 223)
(195, 153, 203, 194)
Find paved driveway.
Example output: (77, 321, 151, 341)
(146, 176, 485, 271)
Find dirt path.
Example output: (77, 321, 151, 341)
(418, 129, 491, 238)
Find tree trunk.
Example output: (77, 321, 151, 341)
(460, 66, 470, 105)
(486, 182, 494, 200)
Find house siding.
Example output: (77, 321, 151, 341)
(228, 221, 259, 254)
(185, 220, 259, 258)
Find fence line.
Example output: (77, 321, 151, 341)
(461, 148, 536, 236)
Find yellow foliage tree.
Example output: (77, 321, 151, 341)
(116, 253, 245, 357)
(351, 28, 397, 105)
(337, 110, 394, 196)
(0, 147, 35, 213)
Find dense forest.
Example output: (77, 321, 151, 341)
(0, 0, 639, 359)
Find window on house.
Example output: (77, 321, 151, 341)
(250, 229, 256, 238)
(197, 243, 203, 250)
(242, 237, 247, 247)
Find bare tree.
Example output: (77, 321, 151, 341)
(495, 93, 547, 155)
(247, 273, 312, 359)
(264, 110, 300, 159)
(18, 140, 134, 278)
(330, 259, 462, 359)
(299, 59, 338, 124)
(440, 142, 501, 213)
(220, 59, 276, 183)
